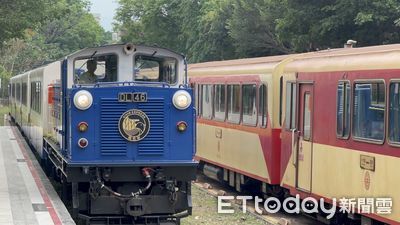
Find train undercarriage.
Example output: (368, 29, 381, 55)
(38, 137, 197, 225)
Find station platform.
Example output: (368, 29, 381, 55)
(0, 126, 75, 225)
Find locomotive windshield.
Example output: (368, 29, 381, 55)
(134, 55, 177, 84)
(74, 54, 118, 84)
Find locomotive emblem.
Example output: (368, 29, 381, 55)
(118, 109, 150, 142)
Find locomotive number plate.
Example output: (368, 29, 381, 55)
(118, 92, 147, 102)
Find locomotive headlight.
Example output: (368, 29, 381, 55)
(172, 90, 191, 110)
(73, 90, 93, 110)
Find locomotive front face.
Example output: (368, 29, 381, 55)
(62, 44, 197, 224)
(69, 86, 195, 164)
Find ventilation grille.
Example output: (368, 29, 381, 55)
(99, 98, 165, 157)
(137, 98, 165, 156)
(100, 99, 127, 156)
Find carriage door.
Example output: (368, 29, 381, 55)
(296, 83, 313, 192)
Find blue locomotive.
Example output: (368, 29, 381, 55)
(9, 44, 197, 225)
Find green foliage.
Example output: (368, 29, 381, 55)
(181, 0, 236, 62)
(116, 0, 400, 62)
(0, 0, 109, 78)
(0, 65, 10, 98)
(37, 0, 106, 59)
(115, 0, 182, 51)
(115, 0, 236, 62)
(322, 0, 400, 46)
(0, 0, 48, 45)
(227, 0, 290, 57)
(275, 0, 400, 51)
(2, 0, 400, 74)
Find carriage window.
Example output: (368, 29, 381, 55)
(16, 83, 20, 102)
(201, 85, 213, 119)
(259, 84, 267, 127)
(214, 84, 226, 121)
(242, 84, 257, 126)
(134, 55, 177, 84)
(389, 82, 400, 144)
(74, 54, 118, 84)
(195, 84, 200, 116)
(371, 83, 385, 106)
(30, 83, 34, 109)
(303, 93, 311, 140)
(227, 84, 240, 124)
(198, 84, 202, 116)
(336, 81, 350, 138)
(353, 81, 385, 142)
(285, 82, 297, 130)
(21, 83, 27, 105)
(12, 84, 15, 99)
(30, 82, 41, 114)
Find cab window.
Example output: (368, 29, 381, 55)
(134, 55, 177, 84)
(353, 81, 385, 142)
(74, 54, 118, 84)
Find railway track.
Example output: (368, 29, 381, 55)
(193, 173, 324, 225)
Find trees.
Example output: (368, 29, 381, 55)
(0, 0, 48, 45)
(115, 0, 236, 62)
(2, 0, 400, 69)
(180, 0, 236, 62)
(115, 0, 400, 62)
(227, 0, 290, 57)
(274, 0, 400, 51)
(115, 0, 182, 51)
(0, 0, 109, 98)
(0, 0, 108, 76)
(319, 0, 400, 47)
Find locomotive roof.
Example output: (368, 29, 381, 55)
(67, 43, 185, 59)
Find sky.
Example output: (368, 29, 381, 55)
(89, 0, 119, 32)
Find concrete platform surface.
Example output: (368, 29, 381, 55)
(0, 126, 75, 225)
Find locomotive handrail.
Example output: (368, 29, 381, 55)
(73, 80, 172, 89)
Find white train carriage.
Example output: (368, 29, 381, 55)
(9, 61, 61, 156)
